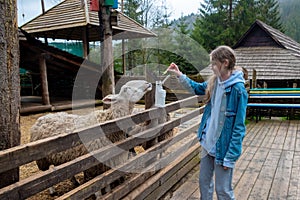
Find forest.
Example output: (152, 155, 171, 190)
(279, 0, 300, 43)
(112, 0, 300, 75)
(42, 0, 300, 75)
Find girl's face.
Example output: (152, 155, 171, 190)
(210, 56, 229, 79)
(210, 58, 222, 77)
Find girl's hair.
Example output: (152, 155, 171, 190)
(204, 46, 236, 103)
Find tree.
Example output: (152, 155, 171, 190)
(122, 0, 173, 73)
(123, 0, 143, 24)
(191, 0, 239, 51)
(123, 0, 170, 28)
(233, 0, 259, 40)
(151, 0, 172, 28)
(279, 0, 300, 42)
(256, 0, 283, 31)
(234, 0, 284, 39)
(191, 0, 283, 51)
(173, 18, 209, 74)
(0, 0, 20, 188)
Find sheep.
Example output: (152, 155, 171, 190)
(30, 80, 152, 195)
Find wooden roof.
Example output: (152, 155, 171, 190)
(233, 20, 300, 57)
(200, 20, 300, 80)
(20, 0, 156, 41)
(235, 46, 300, 80)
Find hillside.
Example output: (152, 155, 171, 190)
(170, 0, 300, 43)
(170, 13, 198, 31)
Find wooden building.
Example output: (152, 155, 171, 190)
(19, 29, 108, 114)
(19, 0, 156, 114)
(21, 0, 156, 57)
(200, 20, 300, 88)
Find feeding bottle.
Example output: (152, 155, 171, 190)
(155, 81, 166, 107)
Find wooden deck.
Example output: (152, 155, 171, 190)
(171, 119, 300, 200)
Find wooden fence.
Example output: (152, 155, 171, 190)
(0, 96, 204, 200)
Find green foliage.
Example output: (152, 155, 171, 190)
(256, 0, 284, 32)
(279, 0, 300, 42)
(123, 0, 143, 24)
(191, 0, 283, 51)
(191, 0, 239, 51)
(173, 19, 209, 74)
(120, 0, 210, 75)
(245, 119, 250, 125)
(121, 0, 175, 75)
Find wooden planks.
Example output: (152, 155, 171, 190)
(123, 139, 200, 200)
(171, 168, 199, 200)
(235, 119, 300, 200)
(170, 119, 300, 200)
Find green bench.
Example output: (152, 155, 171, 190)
(248, 88, 300, 122)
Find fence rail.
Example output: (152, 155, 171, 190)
(0, 95, 203, 199)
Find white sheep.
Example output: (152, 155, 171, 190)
(30, 80, 152, 195)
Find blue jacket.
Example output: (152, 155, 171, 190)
(178, 73, 248, 168)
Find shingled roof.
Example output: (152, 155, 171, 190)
(200, 20, 300, 81)
(20, 0, 156, 41)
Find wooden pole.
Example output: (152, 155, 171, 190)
(145, 68, 155, 109)
(121, 0, 126, 74)
(293, 83, 297, 88)
(82, 0, 90, 59)
(252, 69, 257, 89)
(99, 1, 115, 109)
(39, 53, 51, 105)
(82, 26, 90, 58)
(41, 0, 48, 44)
(41, 0, 45, 12)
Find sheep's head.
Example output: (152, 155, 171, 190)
(102, 80, 152, 105)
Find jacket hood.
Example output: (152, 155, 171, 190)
(220, 70, 245, 88)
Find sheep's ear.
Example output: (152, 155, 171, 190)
(102, 94, 118, 104)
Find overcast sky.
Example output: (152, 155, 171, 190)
(17, 0, 202, 26)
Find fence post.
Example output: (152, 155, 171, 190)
(252, 69, 257, 88)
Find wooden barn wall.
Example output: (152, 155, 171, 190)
(239, 26, 281, 47)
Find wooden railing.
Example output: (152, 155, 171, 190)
(0, 96, 204, 200)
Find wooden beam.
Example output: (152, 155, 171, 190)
(145, 68, 157, 109)
(145, 155, 200, 200)
(252, 69, 257, 89)
(101, 124, 199, 200)
(124, 141, 200, 200)
(21, 41, 100, 73)
(20, 105, 52, 114)
(82, 26, 89, 58)
(100, 4, 115, 108)
(39, 53, 50, 105)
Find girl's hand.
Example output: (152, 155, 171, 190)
(166, 63, 183, 77)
